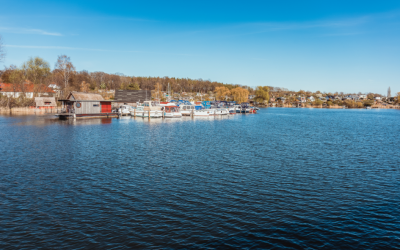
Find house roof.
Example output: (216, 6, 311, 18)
(0, 83, 55, 93)
(68, 91, 104, 101)
(35, 97, 57, 107)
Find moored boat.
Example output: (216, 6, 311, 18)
(118, 105, 134, 116)
(130, 101, 163, 118)
(164, 105, 182, 118)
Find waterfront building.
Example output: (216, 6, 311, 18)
(57, 91, 116, 119)
(34, 97, 57, 109)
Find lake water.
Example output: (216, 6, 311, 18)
(1, 108, 399, 249)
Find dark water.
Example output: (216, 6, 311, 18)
(1, 108, 399, 249)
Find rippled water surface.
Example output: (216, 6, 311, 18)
(1, 108, 400, 249)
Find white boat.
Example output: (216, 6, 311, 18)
(193, 109, 210, 116)
(119, 105, 135, 116)
(179, 104, 196, 116)
(164, 105, 182, 118)
(213, 108, 229, 115)
(130, 101, 163, 118)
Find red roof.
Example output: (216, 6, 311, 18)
(0, 83, 55, 93)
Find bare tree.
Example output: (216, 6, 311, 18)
(0, 35, 5, 62)
(55, 55, 75, 90)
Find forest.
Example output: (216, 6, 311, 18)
(0, 55, 254, 99)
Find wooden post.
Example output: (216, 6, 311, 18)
(148, 110, 151, 120)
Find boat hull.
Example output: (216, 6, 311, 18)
(164, 112, 182, 118)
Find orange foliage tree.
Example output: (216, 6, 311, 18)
(214, 86, 231, 101)
(231, 87, 249, 103)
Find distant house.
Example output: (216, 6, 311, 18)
(277, 97, 286, 101)
(248, 95, 256, 100)
(34, 97, 57, 108)
(315, 94, 323, 98)
(325, 96, 335, 101)
(270, 97, 276, 102)
(48, 84, 62, 97)
(0, 82, 55, 98)
(359, 94, 367, 100)
(375, 97, 381, 102)
(297, 96, 306, 103)
(307, 96, 315, 102)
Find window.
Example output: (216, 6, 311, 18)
(93, 104, 100, 107)
(45, 102, 51, 105)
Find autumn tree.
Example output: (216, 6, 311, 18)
(152, 82, 164, 101)
(22, 57, 50, 84)
(55, 55, 75, 89)
(214, 86, 231, 100)
(254, 86, 270, 103)
(80, 81, 90, 92)
(231, 87, 249, 103)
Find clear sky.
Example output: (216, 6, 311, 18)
(1, 0, 399, 95)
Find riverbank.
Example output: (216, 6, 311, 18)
(0, 107, 59, 115)
(260, 104, 400, 109)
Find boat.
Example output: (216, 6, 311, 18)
(193, 109, 210, 116)
(365, 106, 371, 109)
(236, 103, 252, 113)
(130, 101, 163, 118)
(179, 104, 197, 116)
(164, 105, 182, 118)
(119, 105, 135, 116)
(212, 108, 229, 115)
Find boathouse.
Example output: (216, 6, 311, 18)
(57, 91, 116, 119)
(34, 97, 57, 108)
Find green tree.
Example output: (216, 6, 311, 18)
(254, 86, 270, 103)
(126, 82, 140, 90)
(313, 99, 323, 106)
(22, 57, 50, 84)
(363, 100, 374, 106)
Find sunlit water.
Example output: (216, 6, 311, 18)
(1, 108, 399, 249)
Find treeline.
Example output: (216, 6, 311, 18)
(0, 56, 254, 98)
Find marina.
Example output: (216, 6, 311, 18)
(55, 91, 258, 120)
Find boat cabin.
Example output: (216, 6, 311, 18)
(164, 106, 180, 113)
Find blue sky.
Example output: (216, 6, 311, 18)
(1, 0, 400, 94)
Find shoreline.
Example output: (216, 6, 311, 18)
(258, 104, 400, 109)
